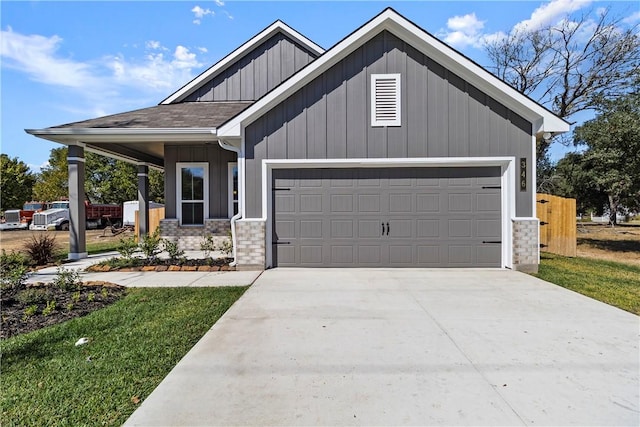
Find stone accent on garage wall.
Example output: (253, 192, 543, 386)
(513, 218, 539, 273)
(235, 219, 266, 270)
(160, 218, 230, 250)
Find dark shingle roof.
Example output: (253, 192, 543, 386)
(50, 102, 254, 129)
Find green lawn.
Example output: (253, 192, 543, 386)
(533, 253, 640, 315)
(1, 287, 247, 426)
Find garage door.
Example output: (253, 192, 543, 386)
(272, 167, 502, 267)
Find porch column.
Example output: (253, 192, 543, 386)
(67, 144, 87, 260)
(137, 164, 149, 238)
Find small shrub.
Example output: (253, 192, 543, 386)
(16, 288, 51, 305)
(117, 236, 139, 259)
(139, 228, 162, 261)
(218, 236, 233, 256)
(72, 291, 81, 303)
(52, 267, 81, 292)
(200, 234, 216, 258)
(23, 305, 38, 319)
(87, 292, 95, 302)
(23, 233, 59, 266)
(65, 303, 74, 312)
(101, 287, 109, 299)
(42, 300, 56, 316)
(162, 239, 185, 263)
(1, 250, 30, 299)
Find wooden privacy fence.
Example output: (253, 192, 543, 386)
(134, 207, 165, 238)
(536, 194, 576, 257)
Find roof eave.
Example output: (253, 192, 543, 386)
(25, 127, 218, 144)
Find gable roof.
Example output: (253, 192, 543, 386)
(217, 8, 570, 138)
(160, 20, 325, 105)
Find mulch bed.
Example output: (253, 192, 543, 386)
(1, 281, 126, 340)
(85, 257, 236, 272)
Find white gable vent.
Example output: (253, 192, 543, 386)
(371, 73, 401, 127)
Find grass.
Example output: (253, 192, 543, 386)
(1, 286, 247, 426)
(533, 253, 640, 315)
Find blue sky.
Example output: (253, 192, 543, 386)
(2, 0, 639, 172)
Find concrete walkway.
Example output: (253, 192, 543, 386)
(26, 252, 262, 287)
(125, 268, 639, 426)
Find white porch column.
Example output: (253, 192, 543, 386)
(67, 144, 87, 260)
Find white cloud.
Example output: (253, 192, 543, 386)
(145, 40, 167, 51)
(197, 46, 208, 53)
(513, 0, 592, 32)
(0, 27, 100, 89)
(191, 5, 214, 24)
(441, 13, 486, 48)
(622, 10, 640, 25)
(1, 26, 205, 112)
(214, 0, 224, 6)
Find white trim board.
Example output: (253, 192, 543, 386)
(260, 157, 516, 269)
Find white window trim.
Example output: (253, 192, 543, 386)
(228, 162, 238, 219)
(176, 162, 209, 226)
(371, 73, 401, 127)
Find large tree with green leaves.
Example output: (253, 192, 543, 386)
(0, 154, 36, 211)
(32, 147, 164, 204)
(571, 92, 640, 225)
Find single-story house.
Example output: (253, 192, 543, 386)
(27, 8, 569, 272)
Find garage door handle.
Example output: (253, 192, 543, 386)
(482, 240, 502, 244)
(274, 241, 291, 245)
(386, 222, 390, 236)
(381, 222, 386, 236)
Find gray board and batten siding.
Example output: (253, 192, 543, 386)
(244, 30, 533, 219)
(164, 145, 235, 219)
(183, 32, 320, 103)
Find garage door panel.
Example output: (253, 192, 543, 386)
(275, 194, 295, 213)
(358, 219, 382, 238)
(331, 219, 353, 238)
(476, 219, 501, 238)
(417, 245, 441, 264)
(476, 245, 501, 265)
(300, 245, 323, 264)
(449, 245, 473, 264)
(416, 194, 440, 212)
(300, 194, 322, 213)
(300, 220, 323, 238)
(389, 193, 412, 213)
(417, 219, 440, 238)
(389, 245, 413, 263)
(272, 167, 502, 267)
(358, 245, 381, 264)
(330, 194, 354, 212)
(388, 219, 412, 238)
(358, 194, 381, 212)
(477, 192, 501, 211)
(448, 219, 472, 238)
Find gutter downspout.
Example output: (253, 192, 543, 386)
(218, 137, 242, 267)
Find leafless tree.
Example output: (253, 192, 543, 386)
(485, 8, 640, 157)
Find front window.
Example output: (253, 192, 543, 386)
(177, 163, 208, 225)
(228, 162, 238, 218)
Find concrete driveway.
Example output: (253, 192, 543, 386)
(125, 269, 639, 426)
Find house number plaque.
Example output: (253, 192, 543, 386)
(520, 157, 527, 191)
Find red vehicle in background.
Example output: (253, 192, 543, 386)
(0, 202, 50, 230)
